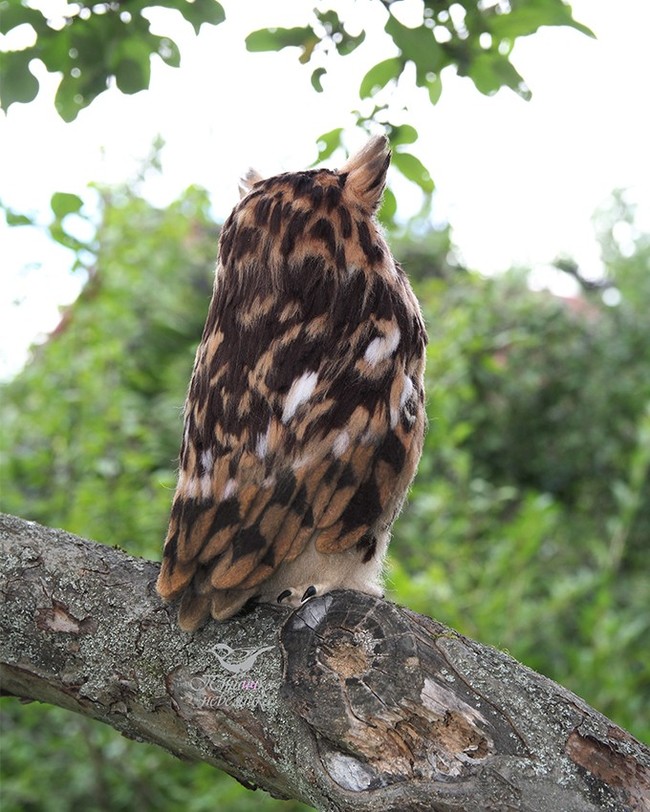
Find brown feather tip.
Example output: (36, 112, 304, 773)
(339, 134, 391, 212)
(238, 168, 264, 199)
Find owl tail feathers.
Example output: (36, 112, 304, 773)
(176, 587, 258, 631)
(210, 588, 257, 621)
(156, 558, 193, 602)
(340, 134, 390, 213)
(178, 589, 211, 632)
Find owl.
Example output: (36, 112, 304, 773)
(156, 136, 427, 631)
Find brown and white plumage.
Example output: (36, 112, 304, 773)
(156, 136, 427, 631)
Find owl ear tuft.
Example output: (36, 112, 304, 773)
(339, 135, 390, 212)
(239, 168, 264, 199)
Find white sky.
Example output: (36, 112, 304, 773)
(1, 0, 649, 379)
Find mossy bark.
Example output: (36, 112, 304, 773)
(1, 513, 648, 811)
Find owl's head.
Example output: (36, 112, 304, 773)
(238, 135, 390, 214)
(220, 136, 393, 279)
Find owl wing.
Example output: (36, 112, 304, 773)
(156, 264, 426, 611)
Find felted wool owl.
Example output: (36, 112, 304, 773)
(156, 135, 427, 631)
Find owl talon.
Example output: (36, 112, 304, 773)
(301, 585, 317, 602)
(277, 589, 292, 604)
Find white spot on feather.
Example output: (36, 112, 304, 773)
(391, 373, 414, 428)
(201, 449, 214, 471)
(200, 474, 212, 499)
(292, 453, 314, 471)
(185, 477, 200, 498)
(223, 479, 237, 499)
(255, 425, 270, 458)
(364, 327, 400, 366)
(282, 371, 318, 423)
(400, 374, 414, 408)
(332, 431, 350, 457)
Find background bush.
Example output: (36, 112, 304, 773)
(1, 178, 648, 810)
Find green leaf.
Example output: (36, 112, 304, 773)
(378, 186, 397, 227)
(335, 29, 365, 56)
(3, 209, 34, 226)
(246, 26, 316, 52)
(359, 57, 403, 98)
(425, 71, 442, 104)
(114, 57, 150, 94)
(315, 128, 344, 162)
(53, 77, 83, 122)
(109, 33, 153, 94)
(385, 16, 446, 76)
(51, 193, 84, 219)
(314, 8, 341, 34)
(68, 16, 107, 66)
(392, 151, 434, 194)
(54, 67, 107, 122)
(35, 25, 72, 72)
(48, 223, 87, 252)
(489, 2, 595, 40)
(0, 50, 39, 111)
(311, 67, 326, 93)
(246, 25, 319, 64)
(387, 123, 418, 146)
(156, 37, 180, 68)
(313, 9, 365, 55)
(465, 52, 530, 99)
(0, 2, 46, 35)
(176, 0, 225, 36)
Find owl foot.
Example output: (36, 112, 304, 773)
(276, 585, 318, 607)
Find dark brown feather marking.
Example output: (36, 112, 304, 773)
(325, 184, 342, 210)
(357, 219, 384, 265)
(231, 525, 267, 560)
(357, 531, 378, 563)
(281, 209, 311, 256)
(310, 218, 337, 258)
(379, 431, 407, 471)
(337, 205, 352, 239)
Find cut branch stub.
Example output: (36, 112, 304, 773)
(281, 593, 524, 789)
(281, 592, 650, 812)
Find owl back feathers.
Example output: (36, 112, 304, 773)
(157, 136, 427, 630)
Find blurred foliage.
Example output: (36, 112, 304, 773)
(1, 178, 648, 810)
(0, 0, 591, 213)
(0, 0, 223, 119)
(248, 0, 591, 212)
(0, 0, 591, 118)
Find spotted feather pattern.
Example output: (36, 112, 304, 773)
(156, 136, 427, 630)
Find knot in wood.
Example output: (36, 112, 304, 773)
(280, 592, 526, 793)
(321, 632, 372, 679)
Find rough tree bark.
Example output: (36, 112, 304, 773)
(1, 512, 648, 811)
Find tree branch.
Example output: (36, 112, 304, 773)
(1, 513, 648, 811)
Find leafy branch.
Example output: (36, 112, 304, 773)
(0, 0, 224, 120)
(1, 0, 592, 216)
